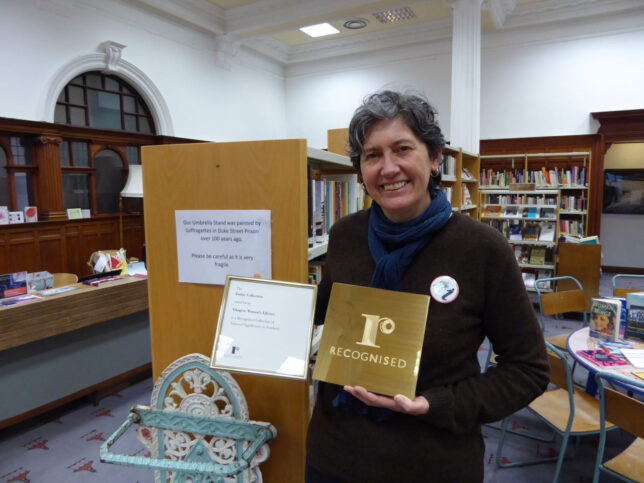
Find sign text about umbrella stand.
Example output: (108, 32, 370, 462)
(175, 210, 271, 285)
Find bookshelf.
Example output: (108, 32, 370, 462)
(141, 139, 354, 483)
(480, 151, 591, 237)
(480, 189, 560, 292)
(441, 146, 481, 220)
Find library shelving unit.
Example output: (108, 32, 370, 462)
(441, 146, 481, 220)
(141, 139, 354, 483)
(480, 151, 591, 237)
(480, 189, 560, 292)
(306, 147, 354, 262)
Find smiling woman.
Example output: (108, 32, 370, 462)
(305, 89, 550, 483)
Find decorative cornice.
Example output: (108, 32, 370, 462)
(214, 35, 241, 71)
(254, 17, 453, 64)
(502, 0, 644, 29)
(36, 0, 76, 17)
(482, 0, 516, 28)
(224, 0, 378, 36)
(131, 0, 225, 34)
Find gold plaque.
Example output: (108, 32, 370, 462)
(312, 283, 430, 399)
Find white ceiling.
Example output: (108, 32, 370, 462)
(131, 0, 644, 65)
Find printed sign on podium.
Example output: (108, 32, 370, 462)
(210, 276, 317, 380)
(312, 283, 430, 399)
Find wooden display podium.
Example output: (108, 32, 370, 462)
(142, 140, 312, 483)
(557, 242, 602, 311)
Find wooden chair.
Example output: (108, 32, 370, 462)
(535, 276, 587, 355)
(52, 272, 78, 287)
(612, 274, 644, 298)
(593, 372, 644, 483)
(497, 342, 616, 483)
(101, 353, 276, 482)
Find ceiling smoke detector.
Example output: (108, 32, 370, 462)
(372, 6, 416, 24)
(343, 18, 369, 30)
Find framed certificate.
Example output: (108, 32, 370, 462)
(210, 276, 317, 380)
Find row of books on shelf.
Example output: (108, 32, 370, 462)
(308, 172, 363, 246)
(560, 195, 587, 211)
(513, 245, 553, 266)
(485, 219, 556, 242)
(481, 194, 557, 206)
(532, 166, 587, 187)
(480, 169, 524, 187)
(559, 220, 584, 237)
(441, 185, 473, 208)
(521, 268, 552, 290)
(482, 205, 556, 219)
(588, 292, 644, 344)
(481, 171, 587, 188)
(441, 154, 456, 177)
(308, 260, 324, 285)
(480, 167, 587, 188)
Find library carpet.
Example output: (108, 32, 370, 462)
(1, 275, 643, 482)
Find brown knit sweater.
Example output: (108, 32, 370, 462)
(306, 210, 549, 482)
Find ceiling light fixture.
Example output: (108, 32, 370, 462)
(299, 23, 340, 38)
(372, 6, 416, 24)
(343, 18, 369, 30)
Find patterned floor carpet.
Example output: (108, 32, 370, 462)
(1, 274, 642, 482)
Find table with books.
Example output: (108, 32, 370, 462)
(567, 327, 644, 397)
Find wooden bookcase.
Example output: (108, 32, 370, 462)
(480, 189, 560, 292)
(442, 146, 480, 220)
(141, 139, 352, 483)
(480, 151, 592, 237)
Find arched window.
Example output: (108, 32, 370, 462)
(54, 72, 156, 134)
(52, 71, 155, 215)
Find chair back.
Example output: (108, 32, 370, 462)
(612, 274, 644, 298)
(52, 272, 79, 287)
(595, 372, 644, 438)
(547, 345, 571, 391)
(535, 276, 587, 329)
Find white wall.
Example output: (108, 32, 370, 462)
(285, 41, 453, 150)
(286, 9, 644, 148)
(0, 0, 288, 142)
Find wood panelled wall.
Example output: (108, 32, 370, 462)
(0, 214, 144, 277)
(0, 117, 201, 276)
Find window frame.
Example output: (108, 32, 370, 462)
(0, 135, 38, 212)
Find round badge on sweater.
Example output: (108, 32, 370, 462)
(430, 275, 459, 304)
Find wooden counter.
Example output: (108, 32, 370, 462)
(0, 276, 148, 351)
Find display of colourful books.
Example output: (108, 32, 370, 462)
(589, 297, 622, 341)
(576, 349, 628, 367)
(625, 292, 644, 342)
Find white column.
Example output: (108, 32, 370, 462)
(445, 0, 483, 154)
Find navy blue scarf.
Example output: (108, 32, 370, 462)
(332, 189, 452, 420)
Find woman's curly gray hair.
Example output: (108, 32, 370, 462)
(347, 90, 445, 193)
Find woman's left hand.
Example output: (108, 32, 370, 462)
(343, 385, 429, 416)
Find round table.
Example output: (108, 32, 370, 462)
(567, 327, 644, 396)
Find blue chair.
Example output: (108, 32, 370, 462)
(612, 274, 644, 298)
(535, 276, 587, 353)
(496, 342, 615, 483)
(593, 371, 644, 483)
(101, 353, 276, 482)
